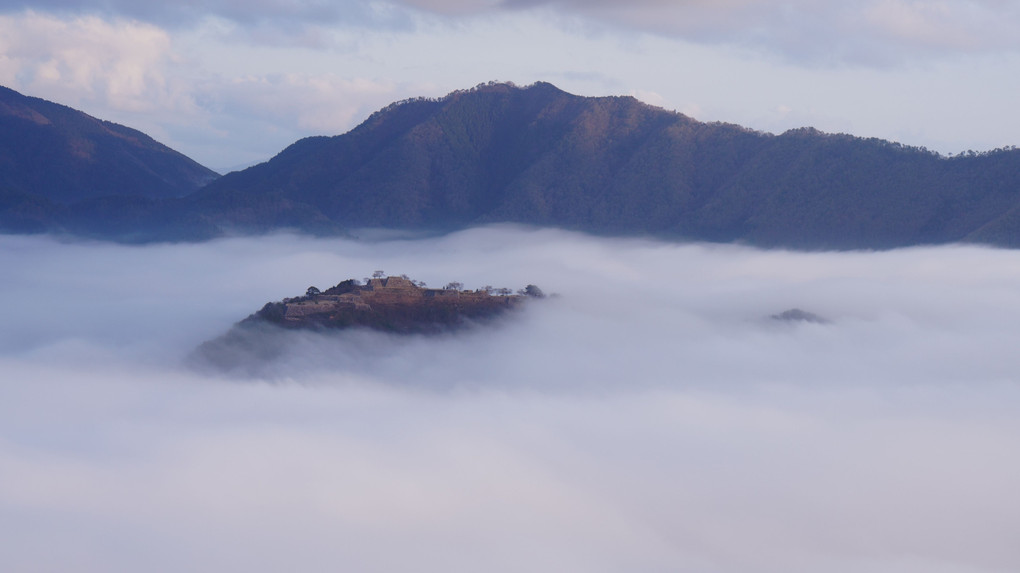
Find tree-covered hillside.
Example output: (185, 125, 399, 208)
(0, 85, 218, 204)
(194, 82, 1020, 248)
(5, 81, 1020, 248)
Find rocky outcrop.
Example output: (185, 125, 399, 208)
(190, 276, 544, 373)
(246, 276, 542, 334)
(769, 308, 830, 324)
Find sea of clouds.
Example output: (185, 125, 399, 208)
(2, 226, 1019, 573)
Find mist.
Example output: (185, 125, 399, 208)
(2, 227, 1019, 573)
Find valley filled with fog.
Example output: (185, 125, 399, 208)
(2, 226, 1019, 573)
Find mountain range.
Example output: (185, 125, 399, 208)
(3, 81, 1020, 248)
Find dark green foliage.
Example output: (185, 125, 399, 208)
(523, 284, 545, 298)
(253, 302, 287, 323)
(324, 279, 360, 295)
(192, 81, 1020, 249)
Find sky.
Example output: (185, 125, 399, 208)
(2, 0, 1020, 171)
(3, 227, 1020, 572)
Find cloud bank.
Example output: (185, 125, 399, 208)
(0, 0, 399, 29)
(494, 0, 1020, 63)
(2, 227, 1020, 572)
(0, 11, 188, 114)
(5, 0, 1020, 63)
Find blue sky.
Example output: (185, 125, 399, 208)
(2, 0, 1019, 171)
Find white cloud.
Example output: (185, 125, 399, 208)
(2, 229, 1020, 571)
(9, 0, 1020, 65)
(0, 0, 395, 29)
(862, 0, 1017, 52)
(418, 0, 1020, 64)
(0, 11, 193, 114)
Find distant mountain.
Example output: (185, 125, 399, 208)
(0, 85, 217, 235)
(6, 81, 1020, 248)
(193, 81, 1020, 249)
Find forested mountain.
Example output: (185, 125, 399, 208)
(194, 82, 1020, 248)
(0, 85, 217, 233)
(5, 81, 1020, 248)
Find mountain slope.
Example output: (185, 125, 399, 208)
(195, 82, 1020, 249)
(6, 81, 1020, 249)
(0, 85, 217, 205)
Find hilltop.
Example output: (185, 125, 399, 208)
(192, 275, 545, 371)
(250, 275, 543, 333)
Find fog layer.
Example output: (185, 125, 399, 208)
(2, 227, 1019, 573)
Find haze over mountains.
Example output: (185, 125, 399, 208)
(3, 81, 1020, 248)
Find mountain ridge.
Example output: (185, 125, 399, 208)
(0, 85, 218, 203)
(194, 81, 1020, 248)
(5, 81, 1020, 249)
(0, 84, 219, 236)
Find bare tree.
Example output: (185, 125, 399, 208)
(444, 281, 464, 291)
(372, 270, 385, 278)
